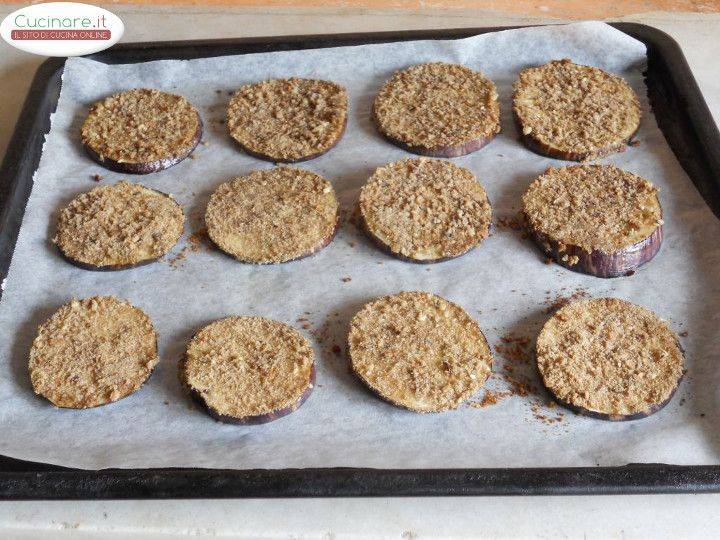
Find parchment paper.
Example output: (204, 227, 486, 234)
(2, 21, 720, 470)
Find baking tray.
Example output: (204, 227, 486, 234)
(1, 22, 719, 499)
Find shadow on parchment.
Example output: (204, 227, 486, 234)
(160, 316, 220, 418)
(9, 303, 61, 398)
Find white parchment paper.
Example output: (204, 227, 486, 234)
(2, 21, 720, 470)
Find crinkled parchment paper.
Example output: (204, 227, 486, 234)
(2, 21, 720, 469)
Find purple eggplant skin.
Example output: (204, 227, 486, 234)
(58, 251, 159, 272)
(512, 109, 639, 161)
(525, 216, 663, 278)
(231, 116, 347, 163)
(83, 115, 202, 174)
(372, 108, 498, 158)
(359, 212, 491, 265)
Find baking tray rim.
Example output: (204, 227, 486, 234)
(1, 22, 720, 498)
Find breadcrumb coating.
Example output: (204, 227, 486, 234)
(29, 296, 158, 409)
(513, 59, 641, 160)
(522, 164, 661, 254)
(54, 181, 184, 268)
(205, 167, 338, 264)
(374, 62, 500, 154)
(360, 158, 491, 261)
(536, 298, 684, 418)
(182, 316, 314, 419)
(227, 78, 347, 162)
(81, 88, 201, 164)
(348, 291, 493, 412)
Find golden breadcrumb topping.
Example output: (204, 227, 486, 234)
(29, 296, 158, 409)
(373, 62, 500, 150)
(513, 59, 641, 159)
(205, 167, 338, 264)
(81, 88, 201, 164)
(360, 158, 491, 260)
(54, 181, 184, 268)
(348, 291, 493, 412)
(227, 78, 347, 161)
(522, 165, 661, 253)
(537, 298, 684, 417)
(182, 316, 314, 418)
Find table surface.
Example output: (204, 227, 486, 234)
(1, 4, 720, 538)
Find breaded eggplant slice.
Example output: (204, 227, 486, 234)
(29, 296, 158, 409)
(227, 78, 347, 163)
(373, 62, 500, 157)
(348, 291, 493, 412)
(205, 167, 339, 264)
(522, 164, 663, 278)
(359, 158, 491, 263)
(181, 316, 315, 424)
(536, 297, 684, 421)
(54, 181, 185, 270)
(81, 88, 202, 174)
(513, 59, 641, 161)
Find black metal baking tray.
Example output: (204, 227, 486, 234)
(1, 22, 719, 499)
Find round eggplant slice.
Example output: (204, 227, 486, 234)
(227, 78, 347, 163)
(81, 88, 202, 174)
(359, 158, 491, 263)
(513, 59, 641, 161)
(29, 296, 158, 409)
(181, 316, 315, 424)
(536, 297, 684, 421)
(205, 167, 338, 264)
(373, 62, 500, 157)
(348, 291, 493, 412)
(522, 164, 663, 278)
(54, 181, 185, 270)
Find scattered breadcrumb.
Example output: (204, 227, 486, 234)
(168, 228, 209, 268)
(543, 287, 589, 314)
(495, 215, 523, 231)
(468, 389, 509, 408)
(495, 333, 532, 365)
